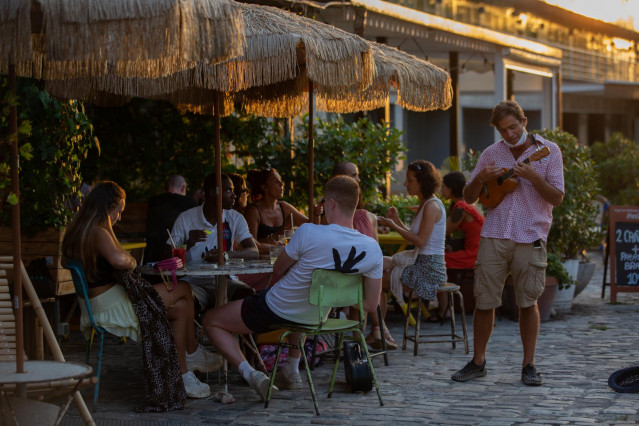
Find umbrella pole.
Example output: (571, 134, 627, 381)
(308, 82, 314, 223)
(213, 91, 224, 266)
(9, 64, 25, 386)
(213, 90, 231, 397)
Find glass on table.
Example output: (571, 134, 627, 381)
(171, 243, 187, 265)
(269, 245, 284, 265)
(283, 229, 294, 245)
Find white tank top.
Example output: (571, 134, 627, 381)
(410, 197, 446, 256)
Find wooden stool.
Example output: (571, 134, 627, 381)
(402, 283, 469, 356)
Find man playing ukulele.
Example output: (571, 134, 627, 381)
(452, 100, 564, 386)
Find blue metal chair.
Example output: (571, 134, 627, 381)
(64, 259, 108, 409)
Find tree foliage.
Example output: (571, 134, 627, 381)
(229, 114, 406, 211)
(84, 102, 405, 212)
(535, 129, 601, 259)
(0, 78, 98, 232)
(589, 132, 639, 206)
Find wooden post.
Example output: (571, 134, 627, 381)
(9, 64, 24, 381)
(449, 51, 460, 159)
(213, 92, 224, 266)
(308, 82, 315, 223)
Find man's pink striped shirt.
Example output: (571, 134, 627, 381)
(467, 134, 564, 243)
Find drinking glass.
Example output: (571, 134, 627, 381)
(269, 245, 284, 265)
(283, 229, 294, 244)
(171, 243, 187, 265)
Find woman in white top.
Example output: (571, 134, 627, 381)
(379, 160, 447, 303)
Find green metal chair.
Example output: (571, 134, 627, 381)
(264, 269, 384, 415)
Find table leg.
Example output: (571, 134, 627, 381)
(215, 275, 229, 393)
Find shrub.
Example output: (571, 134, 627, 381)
(0, 79, 98, 232)
(589, 132, 639, 206)
(535, 129, 601, 259)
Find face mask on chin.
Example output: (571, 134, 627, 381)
(506, 130, 527, 148)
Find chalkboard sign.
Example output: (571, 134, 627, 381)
(609, 205, 639, 302)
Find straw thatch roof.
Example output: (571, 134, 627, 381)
(41, 2, 374, 99)
(0, 0, 245, 78)
(175, 43, 453, 117)
(316, 42, 453, 113)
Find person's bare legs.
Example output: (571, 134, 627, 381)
(202, 300, 252, 366)
(436, 292, 449, 318)
(367, 256, 395, 342)
(519, 304, 540, 367)
(154, 282, 198, 352)
(154, 284, 189, 373)
(472, 308, 495, 366)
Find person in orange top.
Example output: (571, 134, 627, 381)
(429, 171, 486, 323)
(443, 171, 485, 270)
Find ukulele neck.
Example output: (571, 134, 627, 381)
(497, 158, 532, 184)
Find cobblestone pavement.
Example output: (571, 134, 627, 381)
(60, 250, 639, 425)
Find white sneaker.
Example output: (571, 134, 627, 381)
(182, 370, 211, 399)
(186, 345, 223, 373)
(274, 370, 303, 390)
(247, 370, 278, 401)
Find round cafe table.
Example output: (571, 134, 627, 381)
(138, 260, 274, 399)
(0, 360, 93, 425)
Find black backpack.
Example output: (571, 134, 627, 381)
(343, 341, 373, 392)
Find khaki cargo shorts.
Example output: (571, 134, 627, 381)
(474, 237, 547, 310)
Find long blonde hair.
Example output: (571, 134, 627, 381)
(62, 181, 125, 281)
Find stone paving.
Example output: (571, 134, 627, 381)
(60, 250, 639, 425)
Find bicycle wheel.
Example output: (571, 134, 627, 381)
(608, 366, 639, 393)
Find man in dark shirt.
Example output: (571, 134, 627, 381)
(145, 175, 197, 262)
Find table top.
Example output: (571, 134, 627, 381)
(121, 241, 147, 251)
(138, 259, 274, 277)
(0, 361, 92, 385)
(378, 231, 406, 245)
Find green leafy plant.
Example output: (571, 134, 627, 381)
(232, 114, 406, 211)
(535, 129, 601, 259)
(589, 132, 639, 206)
(368, 193, 419, 221)
(82, 99, 275, 200)
(546, 252, 575, 290)
(0, 79, 98, 232)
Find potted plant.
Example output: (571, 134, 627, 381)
(500, 254, 568, 322)
(535, 129, 602, 313)
(542, 252, 576, 320)
(0, 79, 98, 295)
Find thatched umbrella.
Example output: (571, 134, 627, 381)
(0, 1, 245, 416)
(174, 42, 453, 116)
(1, 0, 245, 77)
(44, 2, 377, 264)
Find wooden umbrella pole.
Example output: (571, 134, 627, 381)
(9, 64, 25, 380)
(308, 81, 314, 223)
(214, 91, 224, 266)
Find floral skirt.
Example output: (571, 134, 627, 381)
(401, 254, 446, 301)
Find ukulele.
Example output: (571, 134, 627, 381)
(478, 146, 550, 208)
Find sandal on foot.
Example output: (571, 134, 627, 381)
(368, 326, 397, 350)
(425, 314, 441, 323)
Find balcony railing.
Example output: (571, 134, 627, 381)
(386, 0, 638, 83)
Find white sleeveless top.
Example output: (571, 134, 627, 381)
(410, 197, 446, 256)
